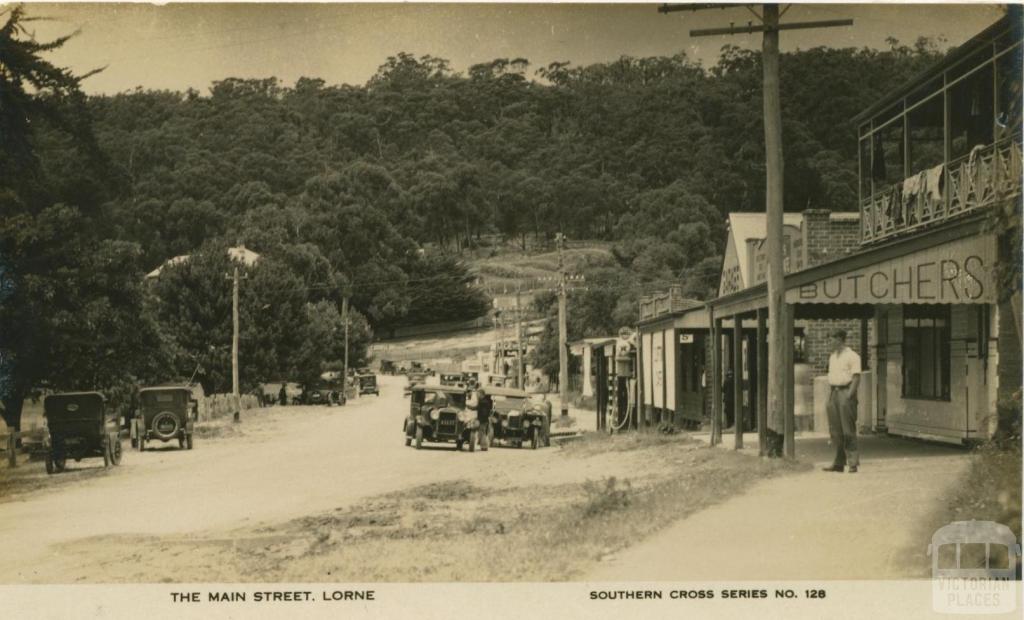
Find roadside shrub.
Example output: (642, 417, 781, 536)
(580, 476, 631, 518)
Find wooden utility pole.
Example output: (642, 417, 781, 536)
(231, 265, 241, 423)
(342, 296, 350, 403)
(659, 3, 852, 458)
(516, 284, 525, 389)
(556, 232, 569, 419)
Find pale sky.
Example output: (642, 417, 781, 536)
(18, 3, 1008, 95)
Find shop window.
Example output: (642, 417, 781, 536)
(902, 305, 951, 400)
(949, 63, 995, 161)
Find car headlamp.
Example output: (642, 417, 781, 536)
(430, 408, 441, 421)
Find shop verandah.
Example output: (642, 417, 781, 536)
(706, 215, 1006, 458)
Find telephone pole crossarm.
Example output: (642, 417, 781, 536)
(690, 18, 852, 37)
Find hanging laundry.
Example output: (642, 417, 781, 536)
(924, 163, 945, 207)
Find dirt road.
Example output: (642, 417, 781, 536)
(0, 377, 643, 583)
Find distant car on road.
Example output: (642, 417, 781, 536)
(42, 392, 123, 474)
(403, 371, 429, 397)
(404, 385, 477, 451)
(357, 373, 379, 396)
(299, 382, 339, 406)
(133, 385, 197, 451)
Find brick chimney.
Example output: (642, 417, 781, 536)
(801, 209, 832, 268)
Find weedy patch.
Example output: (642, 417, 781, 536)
(559, 430, 696, 456)
(580, 477, 632, 518)
(390, 480, 492, 502)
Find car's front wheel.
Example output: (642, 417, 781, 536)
(414, 425, 423, 450)
(110, 436, 123, 465)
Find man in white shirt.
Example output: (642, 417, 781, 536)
(823, 329, 862, 473)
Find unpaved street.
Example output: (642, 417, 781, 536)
(0, 377, 711, 583)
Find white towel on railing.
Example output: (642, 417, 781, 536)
(924, 163, 944, 206)
(902, 172, 922, 198)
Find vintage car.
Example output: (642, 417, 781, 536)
(404, 385, 477, 451)
(299, 382, 340, 406)
(133, 385, 197, 451)
(357, 373, 379, 396)
(486, 386, 550, 449)
(42, 392, 123, 473)
(403, 371, 430, 397)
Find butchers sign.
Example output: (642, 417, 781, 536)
(786, 234, 996, 304)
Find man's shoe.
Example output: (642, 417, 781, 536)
(848, 466, 858, 473)
(822, 465, 844, 472)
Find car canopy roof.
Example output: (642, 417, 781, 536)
(411, 385, 467, 395)
(43, 392, 105, 416)
(139, 385, 193, 394)
(483, 386, 529, 398)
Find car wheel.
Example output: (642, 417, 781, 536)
(110, 437, 123, 466)
(54, 454, 66, 472)
(415, 425, 423, 450)
(103, 440, 111, 468)
(45, 453, 54, 475)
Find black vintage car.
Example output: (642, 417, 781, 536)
(357, 373, 379, 396)
(42, 392, 123, 474)
(404, 385, 477, 451)
(486, 386, 550, 449)
(133, 386, 197, 451)
(299, 382, 340, 406)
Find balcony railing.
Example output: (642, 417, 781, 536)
(860, 139, 1022, 244)
(639, 285, 701, 321)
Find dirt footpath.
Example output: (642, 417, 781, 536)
(587, 434, 972, 581)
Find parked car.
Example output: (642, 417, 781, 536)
(404, 385, 477, 451)
(357, 373, 379, 396)
(299, 382, 339, 406)
(379, 359, 397, 375)
(42, 392, 123, 474)
(486, 386, 550, 449)
(132, 385, 197, 451)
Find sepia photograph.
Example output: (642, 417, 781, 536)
(0, 2, 1021, 618)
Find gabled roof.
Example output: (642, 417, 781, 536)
(727, 212, 804, 288)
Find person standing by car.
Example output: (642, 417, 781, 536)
(278, 384, 288, 406)
(470, 387, 493, 452)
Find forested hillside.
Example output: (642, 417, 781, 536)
(1, 0, 948, 418)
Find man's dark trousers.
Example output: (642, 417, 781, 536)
(827, 385, 859, 468)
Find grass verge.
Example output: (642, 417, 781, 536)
(100, 435, 809, 582)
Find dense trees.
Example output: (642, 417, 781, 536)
(2, 1, 953, 412)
